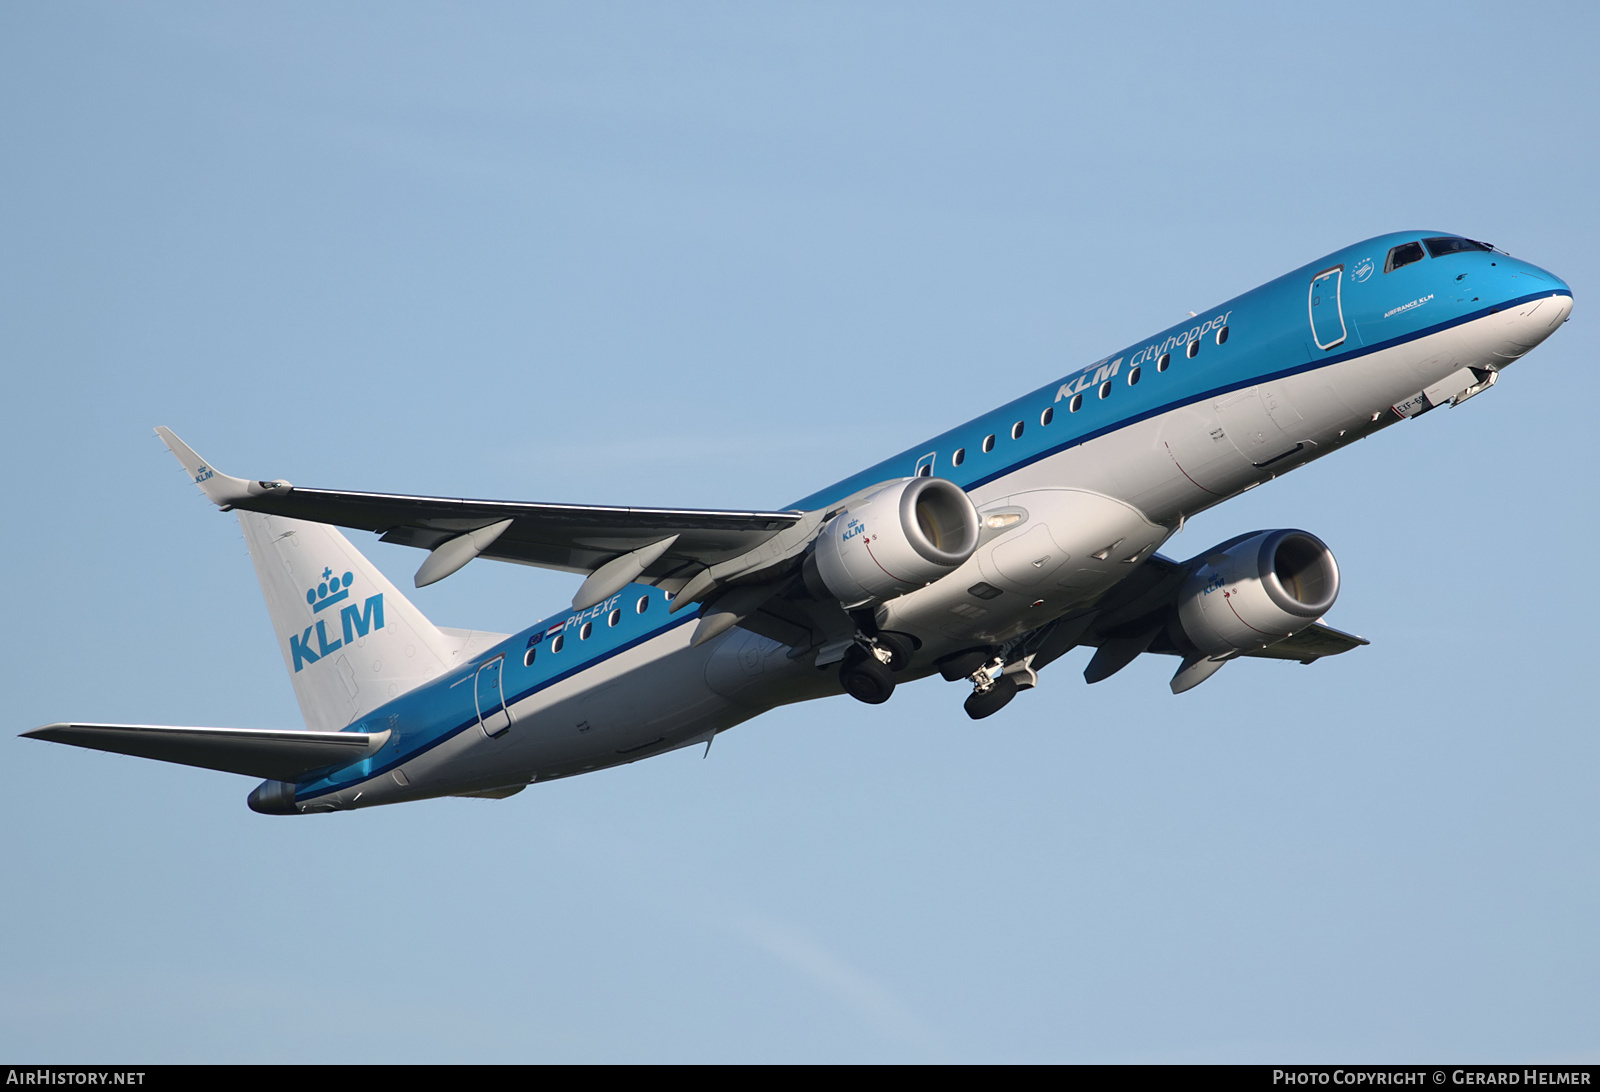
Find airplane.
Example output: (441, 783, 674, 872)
(25, 232, 1573, 814)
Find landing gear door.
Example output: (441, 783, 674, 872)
(476, 656, 511, 738)
(1216, 388, 1300, 468)
(1309, 265, 1347, 350)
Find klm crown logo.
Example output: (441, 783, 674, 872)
(307, 569, 353, 612)
(289, 565, 386, 672)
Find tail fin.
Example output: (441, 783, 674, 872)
(236, 510, 463, 732)
(157, 427, 473, 732)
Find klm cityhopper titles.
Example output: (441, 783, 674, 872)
(27, 232, 1573, 814)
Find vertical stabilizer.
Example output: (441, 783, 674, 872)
(237, 511, 461, 732)
(154, 427, 500, 732)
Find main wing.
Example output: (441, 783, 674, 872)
(1015, 551, 1369, 687)
(1121, 553, 1369, 662)
(157, 427, 809, 604)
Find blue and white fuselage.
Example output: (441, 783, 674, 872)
(27, 232, 1573, 813)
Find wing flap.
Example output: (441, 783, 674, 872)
(23, 723, 388, 782)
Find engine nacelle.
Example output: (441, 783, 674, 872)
(812, 477, 980, 608)
(1176, 529, 1339, 656)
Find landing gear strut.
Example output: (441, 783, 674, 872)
(840, 646, 894, 704)
(838, 632, 914, 705)
(961, 657, 1019, 720)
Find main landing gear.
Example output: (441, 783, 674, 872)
(839, 631, 914, 705)
(936, 647, 1025, 720)
(964, 672, 1018, 720)
(836, 635, 1031, 719)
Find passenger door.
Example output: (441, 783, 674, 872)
(475, 656, 511, 738)
(1309, 266, 1347, 350)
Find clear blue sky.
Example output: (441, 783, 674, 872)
(3, 2, 1596, 1062)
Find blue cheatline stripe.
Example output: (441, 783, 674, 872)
(959, 291, 1564, 494)
(296, 609, 701, 801)
(298, 290, 1567, 804)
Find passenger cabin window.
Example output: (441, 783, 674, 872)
(1098, 380, 1112, 399)
(1069, 393, 1083, 413)
(1128, 365, 1141, 386)
(1424, 236, 1494, 258)
(1040, 407, 1053, 427)
(1156, 352, 1171, 372)
(1216, 326, 1229, 345)
(523, 647, 537, 668)
(608, 608, 621, 627)
(952, 447, 966, 467)
(551, 634, 565, 653)
(636, 594, 650, 614)
(1385, 241, 1426, 273)
(579, 622, 593, 640)
(1186, 338, 1199, 359)
(1010, 421, 1024, 440)
(982, 434, 995, 453)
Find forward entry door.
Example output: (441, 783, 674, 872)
(1309, 266, 1347, 349)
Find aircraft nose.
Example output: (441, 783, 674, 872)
(1523, 261, 1571, 297)
(1491, 284, 1572, 364)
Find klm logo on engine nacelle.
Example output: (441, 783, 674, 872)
(841, 518, 866, 542)
(289, 566, 386, 672)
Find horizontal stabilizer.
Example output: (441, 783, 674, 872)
(24, 722, 388, 782)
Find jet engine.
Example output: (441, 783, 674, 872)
(1176, 529, 1339, 656)
(811, 477, 980, 608)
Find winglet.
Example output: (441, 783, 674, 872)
(154, 426, 292, 509)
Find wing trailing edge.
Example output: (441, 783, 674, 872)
(153, 426, 807, 587)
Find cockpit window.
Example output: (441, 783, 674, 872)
(1384, 241, 1425, 273)
(1423, 236, 1494, 258)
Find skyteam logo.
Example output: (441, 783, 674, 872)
(289, 566, 386, 672)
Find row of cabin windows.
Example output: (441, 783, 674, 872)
(521, 592, 657, 666)
(947, 325, 1230, 465)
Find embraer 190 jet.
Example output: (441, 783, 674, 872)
(27, 232, 1572, 814)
